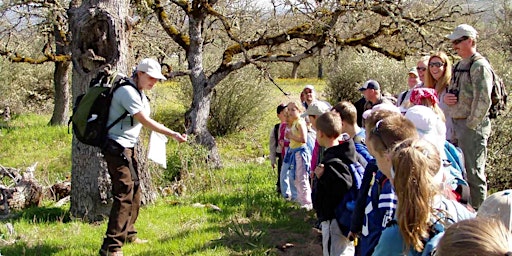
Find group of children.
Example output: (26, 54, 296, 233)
(269, 85, 511, 255)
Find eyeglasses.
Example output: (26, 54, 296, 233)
(428, 62, 444, 68)
(416, 66, 427, 72)
(371, 120, 388, 150)
(452, 36, 469, 45)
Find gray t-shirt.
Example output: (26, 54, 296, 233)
(107, 84, 149, 147)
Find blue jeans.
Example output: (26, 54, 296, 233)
(280, 159, 297, 200)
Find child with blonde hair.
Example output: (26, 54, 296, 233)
(281, 101, 312, 209)
(372, 138, 474, 255)
(437, 218, 512, 256)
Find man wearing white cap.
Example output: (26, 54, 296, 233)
(302, 85, 317, 109)
(100, 58, 187, 256)
(444, 24, 493, 209)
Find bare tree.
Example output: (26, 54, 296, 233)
(140, 0, 474, 167)
(0, 0, 71, 126)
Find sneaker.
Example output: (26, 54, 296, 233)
(313, 220, 322, 231)
(126, 237, 148, 244)
(300, 203, 313, 211)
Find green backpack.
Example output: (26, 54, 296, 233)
(69, 71, 140, 147)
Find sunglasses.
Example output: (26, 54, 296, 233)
(452, 36, 469, 45)
(416, 67, 427, 72)
(428, 62, 444, 68)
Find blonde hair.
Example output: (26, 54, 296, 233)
(365, 111, 418, 154)
(391, 138, 441, 252)
(424, 51, 452, 96)
(332, 101, 357, 125)
(437, 218, 512, 256)
(316, 112, 342, 138)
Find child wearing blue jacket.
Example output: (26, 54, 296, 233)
(359, 110, 419, 256)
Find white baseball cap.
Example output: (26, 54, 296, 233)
(478, 189, 512, 231)
(136, 58, 167, 80)
(301, 101, 330, 117)
(446, 24, 478, 40)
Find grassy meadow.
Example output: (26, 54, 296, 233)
(0, 79, 327, 255)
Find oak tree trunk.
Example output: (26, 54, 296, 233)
(49, 23, 71, 126)
(185, 15, 222, 168)
(68, 0, 155, 222)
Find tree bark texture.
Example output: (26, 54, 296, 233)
(49, 14, 72, 126)
(185, 15, 222, 168)
(68, 0, 155, 222)
(49, 60, 71, 126)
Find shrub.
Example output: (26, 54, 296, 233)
(208, 67, 272, 136)
(0, 59, 54, 115)
(324, 48, 407, 104)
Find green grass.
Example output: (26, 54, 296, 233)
(0, 113, 72, 183)
(0, 78, 326, 255)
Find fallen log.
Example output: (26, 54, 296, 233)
(0, 163, 71, 215)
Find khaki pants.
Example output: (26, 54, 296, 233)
(101, 141, 141, 253)
(452, 117, 491, 209)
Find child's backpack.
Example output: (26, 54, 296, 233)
(385, 218, 447, 256)
(443, 141, 471, 204)
(453, 55, 508, 118)
(326, 158, 365, 236)
(69, 70, 140, 148)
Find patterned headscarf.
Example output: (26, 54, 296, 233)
(410, 88, 439, 106)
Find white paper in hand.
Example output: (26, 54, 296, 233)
(148, 131, 168, 168)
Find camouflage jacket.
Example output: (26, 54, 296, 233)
(447, 53, 493, 129)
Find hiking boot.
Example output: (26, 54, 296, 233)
(99, 249, 123, 256)
(126, 237, 148, 244)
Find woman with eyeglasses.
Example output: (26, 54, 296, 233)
(424, 52, 455, 143)
(416, 56, 430, 86)
(371, 138, 475, 256)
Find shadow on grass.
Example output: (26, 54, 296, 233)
(140, 190, 320, 255)
(1, 206, 71, 224)
(0, 242, 61, 256)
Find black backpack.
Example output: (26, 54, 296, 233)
(69, 71, 141, 147)
(453, 55, 508, 118)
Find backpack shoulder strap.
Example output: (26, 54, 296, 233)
(399, 90, 407, 106)
(273, 123, 280, 148)
(372, 174, 389, 209)
(108, 77, 144, 129)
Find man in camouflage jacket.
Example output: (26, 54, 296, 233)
(444, 24, 493, 209)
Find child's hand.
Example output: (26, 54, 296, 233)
(315, 164, 324, 178)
